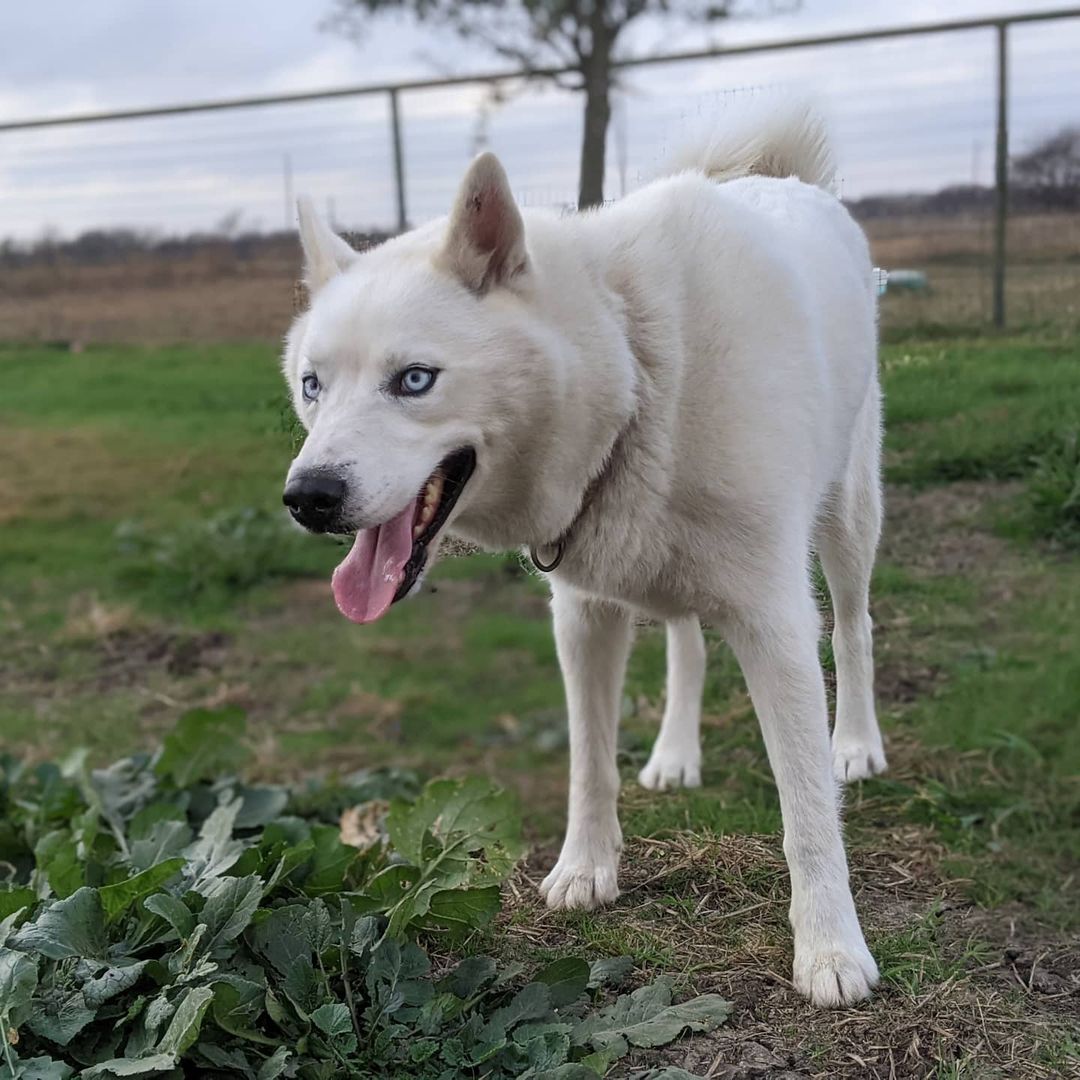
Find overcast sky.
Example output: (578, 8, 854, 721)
(1, 0, 1078, 239)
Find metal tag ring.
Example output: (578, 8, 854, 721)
(529, 540, 565, 573)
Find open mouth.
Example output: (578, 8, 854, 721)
(330, 447, 476, 624)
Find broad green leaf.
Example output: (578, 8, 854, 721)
(572, 979, 732, 1051)
(515, 1027, 572, 1071)
(210, 980, 278, 1047)
(232, 785, 289, 830)
(414, 992, 459, 1037)
(88, 756, 159, 848)
(448, 955, 498, 999)
(419, 885, 501, 941)
(0, 947, 38, 1029)
(129, 821, 192, 873)
(365, 939, 433, 1015)
(142, 895, 194, 940)
(386, 777, 524, 881)
(0, 910, 24, 945)
(100, 859, 185, 924)
(255, 1046, 291, 1080)
(536, 956, 590, 1007)
(154, 706, 249, 787)
(301, 825, 359, 897)
(182, 797, 245, 895)
(587, 955, 634, 989)
(156, 985, 215, 1056)
(407, 1037, 440, 1063)
(310, 1002, 352, 1038)
(81, 1053, 179, 1077)
(33, 831, 83, 899)
(577, 1038, 627, 1074)
(251, 902, 330, 976)
(196, 1043, 251, 1073)
(263, 987, 288, 1027)
(13, 888, 107, 961)
(476, 981, 552, 1047)
(348, 915, 380, 958)
(198, 874, 262, 950)
(352, 864, 417, 912)
(28, 989, 96, 1046)
(6, 1057, 74, 1080)
(128, 800, 187, 841)
(0, 888, 35, 923)
(82, 962, 149, 1009)
(384, 880, 439, 940)
(282, 959, 322, 1020)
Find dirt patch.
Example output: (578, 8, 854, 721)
(503, 833, 1079, 1080)
(881, 481, 1020, 580)
(92, 627, 231, 686)
(959, 906, 1080, 1016)
(874, 658, 945, 706)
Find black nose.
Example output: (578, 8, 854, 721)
(283, 469, 346, 531)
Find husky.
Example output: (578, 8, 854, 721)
(281, 103, 886, 1006)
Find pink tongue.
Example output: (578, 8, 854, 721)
(331, 502, 416, 624)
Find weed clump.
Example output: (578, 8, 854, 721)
(115, 507, 329, 604)
(1027, 428, 1080, 546)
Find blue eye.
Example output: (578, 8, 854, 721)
(395, 366, 438, 396)
(302, 374, 320, 402)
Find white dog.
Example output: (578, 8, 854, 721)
(281, 103, 886, 1006)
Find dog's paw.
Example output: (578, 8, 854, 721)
(638, 743, 702, 791)
(540, 859, 620, 911)
(793, 937, 879, 1008)
(832, 734, 886, 783)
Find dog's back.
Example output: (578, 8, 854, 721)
(578, 113, 876, 512)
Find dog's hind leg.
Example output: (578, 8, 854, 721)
(639, 616, 705, 790)
(541, 585, 634, 910)
(817, 384, 886, 783)
(721, 575, 878, 1006)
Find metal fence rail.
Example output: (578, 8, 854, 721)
(3, 7, 1080, 329)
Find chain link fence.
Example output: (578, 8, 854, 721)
(2, 9, 1078, 342)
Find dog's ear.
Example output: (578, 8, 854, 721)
(438, 152, 527, 293)
(297, 195, 358, 291)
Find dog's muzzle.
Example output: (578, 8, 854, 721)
(283, 468, 346, 533)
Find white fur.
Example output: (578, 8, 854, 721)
(283, 102, 886, 1007)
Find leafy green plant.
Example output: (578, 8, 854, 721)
(114, 508, 327, 603)
(1026, 428, 1080, 546)
(0, 711, 731, 1078)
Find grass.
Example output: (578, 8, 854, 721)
(2, 333, 1079, 1077)
(884, 335, 1080, 484)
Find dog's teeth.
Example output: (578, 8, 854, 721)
(420, 504, 435, 524)
(412, 524, 423, 538)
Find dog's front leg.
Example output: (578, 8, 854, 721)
(540, 586, 634, 911)
(725, 591, 879, 1007)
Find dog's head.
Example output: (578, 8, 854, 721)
(282, 152, 551, 624)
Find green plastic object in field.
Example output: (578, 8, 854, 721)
(883, 268, 930, 292)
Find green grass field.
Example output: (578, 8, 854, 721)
(2, 335, 1078, 1078)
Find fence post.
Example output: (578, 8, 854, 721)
(992, 21, 1009, 329)
(389, 88, 408, 233)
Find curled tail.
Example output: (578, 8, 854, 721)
(664, 101, 835, 191)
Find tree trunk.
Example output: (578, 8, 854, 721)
(577, 18, 613, 209)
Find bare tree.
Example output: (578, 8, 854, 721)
(1012, 126, 1080, 210)
(326, 0, 786, 209)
